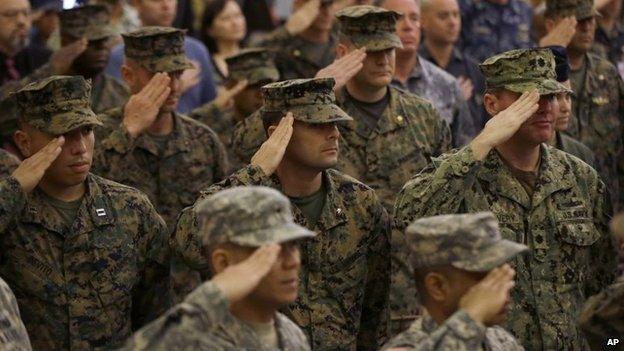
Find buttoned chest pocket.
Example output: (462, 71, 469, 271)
(554, 206, 600, 284)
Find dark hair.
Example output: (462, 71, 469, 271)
(200, 0, 234, 54)
(261, 110, 285, 133)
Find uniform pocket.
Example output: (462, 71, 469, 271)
(557, 220, 600, 246)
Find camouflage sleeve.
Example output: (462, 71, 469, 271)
(390, 146, 481, 333)
(171, 165, 272, 271)
(579, 278, 624, 348)
(0, 63, 53, 99)
(230, 111, 267, 164)
(433, 108, 453, 157)
(586, 175, 618, 297)
(356, 191, 391, 350)
(187, 101, 221, 126)
(131, 193, 172, 329)
(0, 176, 27, 234)
(617, 74, 624, 208)
(382, 311, 489, 351)
(0, 277, 32, 351)
(121, 281, 230, 351)
(210, 128, 230, 182)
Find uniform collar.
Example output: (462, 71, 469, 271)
(21, 173, 115, 236)
(135, 112, 191, 157)
(337, 86, 408, 137)
(476, 144, 575, 209)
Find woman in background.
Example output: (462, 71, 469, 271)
(200, 0, 247, 88)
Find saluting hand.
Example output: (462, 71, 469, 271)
(11, 137, 64, 194)
(539, 17, 577, 48)
(51, 38, 88, 75)
(316, 48, 366, 92)
(212, 244, 282, 303)
(470, 89, 540, 160)
(459, 264, 516, 327)
(285, 0, 321, 35)
(122, 73, 171, 138)
(213, 79, 249, 111)
(251, 113, 294, 176)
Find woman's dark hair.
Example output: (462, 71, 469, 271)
(200, 0, 231, 54)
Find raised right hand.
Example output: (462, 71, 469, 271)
(251, 113, 294, 176)
(459, 264, 516, 326)
(11, 137, 64, 194)
(211, 244, 281, 303)
(470, 89, 540, 160)
(51, 39, 88, 75)
(316, 48, 366, 91)
(285, 0, 321, 35)
(539, 17, 577, 48)
(122, 73, 171, 138)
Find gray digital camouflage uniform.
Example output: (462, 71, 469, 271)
(0, 276, 32, 351)
(121, 186, 313, 351)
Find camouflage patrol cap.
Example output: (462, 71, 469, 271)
(13, 76, 102, 135)
(59, 5, 116, 41)
(336, 5, 403, 51)
(226, 48, 279, 86)
(262, 78, 353, 124)
(406, 212, 529, 272)
(122, 26, 194, 73)
(480, 48, 572, 95)
(545, 0, 599, 20)
(198, 186, 315, 247)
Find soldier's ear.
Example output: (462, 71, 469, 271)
(13, 129, 32, 158)
(267, 125, 278, 137)
(211, 248, 232, 274)
(336, 43, 349, 59)
(424, 272, 449, 303)
(483, 92, 500, 117)
(543, 18, 557, 33)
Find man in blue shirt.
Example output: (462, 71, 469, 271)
(458, 0, 534, 63)
(105, 0, 216, 113)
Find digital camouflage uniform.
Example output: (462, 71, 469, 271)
(390, 56, 477, 147)
(391, 49, 618, 350)
(0, 149, 19, 176)
(383, 213, 526, 351)
(92, 27, 229, 303)
(0, 276, 32, 351)
(0, 76, 170, 351)
(546, 0, 624, 210)
(579, 213, 624, 351)
(553, 131, 597, 169)
(0, 5, 128, 114)
(173, 78, 391, 351)
(458, 0, 534, 63)
(122, 186, 313, 351)
(335, 6, 452, 210)
(188, 48, 280, 171)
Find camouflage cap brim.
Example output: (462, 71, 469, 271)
(287, 103, 354, 124)
(64, 25, 117, 42)
(230, 222, 316, 247)
(452, 239, 529, 272)
(350, 32, 403, 51)
(503, 78, 572, 95)
(138, 53, 194, 73)
(576, 5, 601, 20)
(230, 67, 280, 86)
(29, 109, 103, 135)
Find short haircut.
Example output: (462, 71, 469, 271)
(261, 110, 285, 133)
